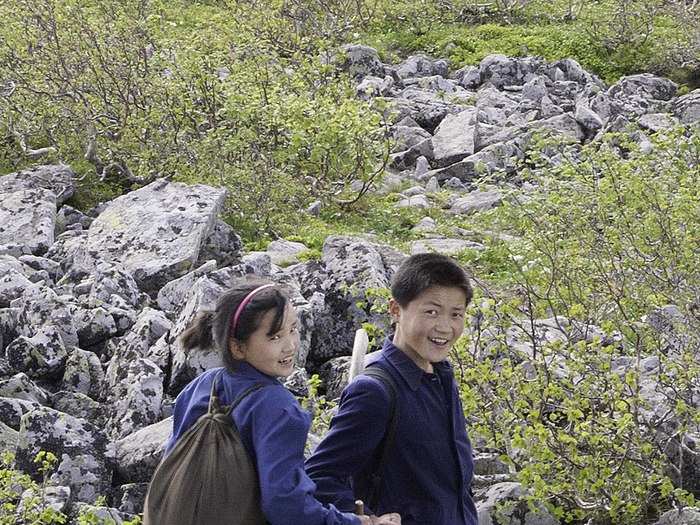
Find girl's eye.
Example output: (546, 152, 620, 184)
(269, 334, 281, 341)
(425, 310, 438, 316)
(290, 326, 299, 333)
(453, 312, 464, 319)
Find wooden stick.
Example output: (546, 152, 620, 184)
(354, 499, 365, 516)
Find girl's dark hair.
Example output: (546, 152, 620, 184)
(179, 280, 288, 371)
(391, 253, 473, 307)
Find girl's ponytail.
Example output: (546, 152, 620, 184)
(180, 310, 216, 351)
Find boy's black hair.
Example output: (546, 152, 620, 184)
(179, 279, 288, 371)
(391, 253, 473, 306)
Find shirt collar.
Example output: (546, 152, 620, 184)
(225, 361, 282, 385)
(380, 336, 452, 391)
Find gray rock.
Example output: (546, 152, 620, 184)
(56, 205, 92, 235)
(528, 113, 585, 143)
(75, 179, 227, 292)
(297, 236, 401, 365)
(6, 325, 67, 379)
(307, 200, 322, 216)
(16, 287, 79, 348)
(105, 357, 164, 439)
(412, 216, 437, 233)
(44, 230, 87, 272)
(456, 66, 481, 89)
(609, 73, 678, 101)
(431, 108, 477, 167)
(0, 268, 36, 307)
(52, 390, 105, 424)
(267, 239, 308, 266)
(283, 367, 310, 398)
(653, 507, 700, 525)
(0, 373, 49, 404)
(479, 54, 545, 89)
(673, 89, 700, 125)
(157, 260, 217, 315)
(397, 194, 430, 209)
(71, 504, 133, 524)
(391, 125, 432, 153)
(61, 348, 105, 400)
(397, 55, 448, 79)
(450, 190, 503, 215)
(0, 420, 18, 451)
(410, 238, 485, 255)
(115, 483, 149, 515)
(356, 75, 394, 100)
(0, 164, 75, 205)
(390, 137, 435, 170)
(0, 396, 41, 429)
(476, 482, 558, 525)
(339, 44, 385, 80)
(0, 188, 56, 255)
(638, 113, 679, 132)
(240, 252, 273, 277)
(18, 254, 63, 282)
(415, 156, 432, 178)
(194, 219, 242, 269)
(428, 141, 521, 183)
(574, 102, 604, 133)
(18, 484, 71, 516)
(113, 416, 172, 483)
(15, 406, 110, 502)
(319, 355, 351, 400)
(425, 176, 440, 193)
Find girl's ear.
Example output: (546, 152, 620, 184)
(228, 338, 246, 360)
(388, 298, 401, 324)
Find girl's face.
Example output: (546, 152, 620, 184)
(230, 303, 300, 378)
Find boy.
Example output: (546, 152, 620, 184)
(306, 253, 478, 525)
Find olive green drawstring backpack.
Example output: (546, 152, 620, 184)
(143, 373, 267, 525)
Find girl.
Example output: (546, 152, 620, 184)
(165, 280, 401, 525)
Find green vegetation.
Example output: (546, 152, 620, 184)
(1, 0, 699, 523)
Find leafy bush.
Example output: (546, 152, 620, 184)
(449, 128, 700, 522)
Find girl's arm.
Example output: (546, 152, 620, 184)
(251, 386, 361, 525)
(305, 376, 392, 514)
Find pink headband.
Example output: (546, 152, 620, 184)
(230, 283, 276, 337)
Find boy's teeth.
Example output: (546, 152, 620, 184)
(430, 338, 448, 344)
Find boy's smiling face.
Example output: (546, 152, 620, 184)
(390, 285, 467, 373)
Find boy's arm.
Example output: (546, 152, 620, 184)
(305, 375, 392, 513)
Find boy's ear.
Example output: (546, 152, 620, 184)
(388, 298, 401, 323)
(228, 338, 246, 359)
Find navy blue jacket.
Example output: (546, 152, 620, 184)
(164, 364, 360, 525)
(306, 338, 478, 525)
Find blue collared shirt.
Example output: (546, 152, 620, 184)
(306, 337, 478, 525)
(164, 363, 360, 525)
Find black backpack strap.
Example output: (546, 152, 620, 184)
(361, 365, 398, 511)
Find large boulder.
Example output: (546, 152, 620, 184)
(15, 406, 111, 502)
(0, 188, 56, 255)
(73, 179, 227, 293)
(431, 108, 477, 168)
(674, 89, 700, 125)
(338, 44, 385, 80)
(5, 325, 68, 379)
(113, 417, 171, 483)
(0, 164, 75, 205)
(396, 55, 448, 79)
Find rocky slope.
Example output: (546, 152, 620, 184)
(1, 47, 699, 523)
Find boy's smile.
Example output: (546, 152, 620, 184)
(390, 285, 468, 373)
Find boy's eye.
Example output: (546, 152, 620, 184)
(452, 312, 464, 319)
(425, 310, 438, 316)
